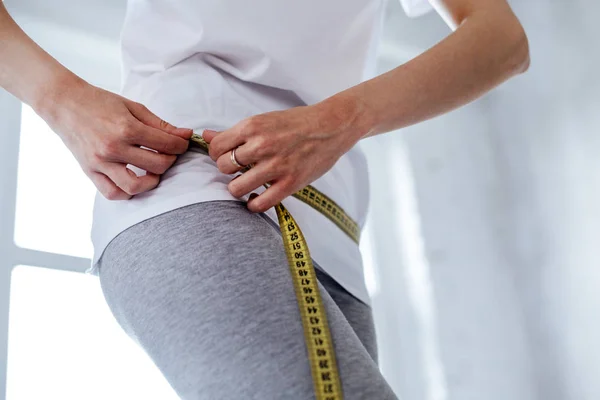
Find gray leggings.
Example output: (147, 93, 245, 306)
(96, 200, 397, 400)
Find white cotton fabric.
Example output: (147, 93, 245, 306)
(87, 0, 405, 305)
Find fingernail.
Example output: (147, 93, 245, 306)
(249, 193, 258, 201)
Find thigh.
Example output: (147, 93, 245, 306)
(314, 268, 379, 365)
(97, 200, 396, 400)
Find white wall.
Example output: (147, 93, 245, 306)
(366, 0, 600, 399)
(488, 1, 600, 398)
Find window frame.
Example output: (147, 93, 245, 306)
(0, 91, 90, 400)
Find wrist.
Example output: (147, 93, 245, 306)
(33, 69, 87, 124)
(316, 91, 376, 145)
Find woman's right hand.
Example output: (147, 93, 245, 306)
(0, 3, 191, 200)
(38, 77, 193, 200)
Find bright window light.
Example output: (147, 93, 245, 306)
(360, 220, 380, 296)
(6, 265, 179, 400)
(14, 105, 96, 258)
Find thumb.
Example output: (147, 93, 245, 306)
(128, 101, 193, 140)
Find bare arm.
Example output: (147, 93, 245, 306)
(203, 0, 530, 213)
(0, 2, 74, 110)
(0, 3, 192, 200)
(325, 0, 530, 139)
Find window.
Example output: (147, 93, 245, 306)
(6, 266, 179, 400)
(4, 99, 180, 399)
(14, 105, 96, 259)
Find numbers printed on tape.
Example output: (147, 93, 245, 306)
(277, 203, 343, 400)
(191, 133, 351, 399)
(292, 186, 359, 245)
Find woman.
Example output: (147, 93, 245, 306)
(0, 0, 529, 398)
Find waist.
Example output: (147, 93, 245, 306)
(94, 147, 369, 232)
(165, 149, 368, 226)
(90, 148, 370, 268)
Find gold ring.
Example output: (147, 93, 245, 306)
(230, 147, 244, 168)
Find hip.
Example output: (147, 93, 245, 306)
(89, 147, 371, 303)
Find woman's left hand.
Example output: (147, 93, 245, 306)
(202, 98, 370, 213)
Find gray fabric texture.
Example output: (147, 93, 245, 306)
(96, 200, 397, 400)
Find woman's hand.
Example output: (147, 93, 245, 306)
(39, 77, 193, 200)
(0, 4, 192, 200)
(202, 97, 372, 213)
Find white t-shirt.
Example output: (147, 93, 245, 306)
(87, 0, 432, 306)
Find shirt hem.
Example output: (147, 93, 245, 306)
(87, 191, 372, 306)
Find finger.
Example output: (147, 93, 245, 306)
(228, 163, 278, 199)
(207, 126, 247, 162)
(127, 101, 193, 140)
(202, 129, 220, 143)
(123, 146, 177, 175)
(101, 163, 161, 196)
(215, 143, 257, 175)
(215, 149, 243, 175)
(247, 179, 292, 213)
(89, 171, 131, 201)
(130, 121, 190, 155)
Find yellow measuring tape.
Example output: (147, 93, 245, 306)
(190, 133, 360, 400)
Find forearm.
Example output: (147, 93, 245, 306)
(0, 3, 82, 116)
(323, 3, 529, 140)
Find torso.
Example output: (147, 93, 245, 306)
(89, 0, 387, 305)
